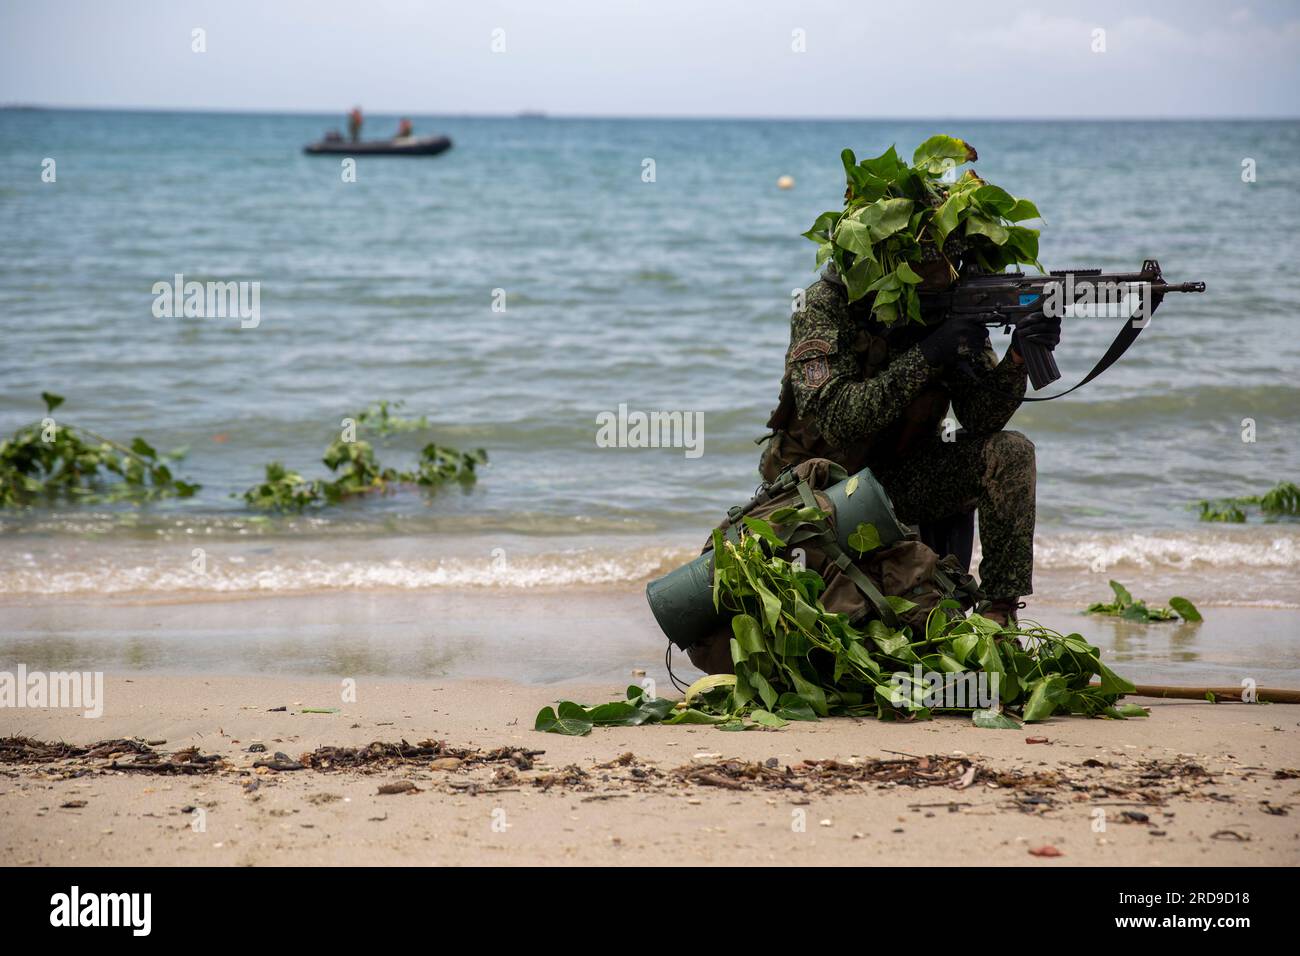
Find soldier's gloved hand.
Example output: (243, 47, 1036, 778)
(1012, 310, 1062, 351)
(919, 315, 988, 368)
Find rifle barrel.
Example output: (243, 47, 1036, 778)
(1011, 273, 1206, 294)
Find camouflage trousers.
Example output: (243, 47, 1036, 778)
(871, 430, 1036, 599)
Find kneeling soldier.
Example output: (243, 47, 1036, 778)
(759, 262, 1059, 626)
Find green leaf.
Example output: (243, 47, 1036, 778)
(972, 184, 1016, 217)
(41, 392, 65, 413)
(847, 521, 882, 556)
(733, 614, 769, 656)
(1114, 703, 1149, 718)
(834, 218, 876, 258)
(972, 709, 1021, 729)
(1023, 675, 1069, 722)
(855, 197, 914, 242)
(894, 261, 924, 285)
(802, 209, 842, 243)
(964, 215, 1009, 246)
(1109, 580, 1133, 607)
(885, 595, 918, 616)
(755, 583, 782, 633)
(774, 694, 818, 721)
(789, 672, 829, 717)
(125, 437, 156, 459)
(951, 632, 979, 665)
(1005, 225, 1041, 266)
(911, 135, 974, 175)
(534, 706, 593, 736)
(750, 709, 789, 729)
(1168, 597, 1202, 622)
(664, 708, 731, 725)
(841, 255, 881, 302)
(1096, 661, 1136, 696)
(933, 191, 970, 243)
(1121, 602, 1152, 622)
(1006, 198, 1041, 222)
(742, 516, 785, 549)
(857, 145, 904, 182)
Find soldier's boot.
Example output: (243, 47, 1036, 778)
(978, 597, 1026, 629)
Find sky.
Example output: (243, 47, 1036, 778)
(1, 0, 1298, 118)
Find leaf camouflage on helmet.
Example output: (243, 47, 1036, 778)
(803, 134, 1044, 325)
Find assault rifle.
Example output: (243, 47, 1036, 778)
(919, 259, 1206, 398)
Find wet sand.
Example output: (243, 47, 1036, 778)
(2, 673, 1298, 866)
(2, 584, 1298, 866)
(2, 584, 1298, 687)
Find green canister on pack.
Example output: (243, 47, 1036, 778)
(646, 464, 907, 649)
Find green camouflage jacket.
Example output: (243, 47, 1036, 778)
(760, 273, 1027, 480)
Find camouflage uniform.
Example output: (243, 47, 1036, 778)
(759, 271, 1036, 599)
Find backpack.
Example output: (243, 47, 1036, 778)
(646, 458, 982, 674)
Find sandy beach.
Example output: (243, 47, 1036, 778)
(3, 661, 1298, 866)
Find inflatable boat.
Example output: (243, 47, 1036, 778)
(303, 134, 452, 156)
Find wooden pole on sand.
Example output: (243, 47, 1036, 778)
(1114, 684, 1300, 704)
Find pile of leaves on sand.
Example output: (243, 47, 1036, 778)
(1085, 581, 1202, 623)
(803, 134, 1042, 323)
(537, 521, 1146, 736)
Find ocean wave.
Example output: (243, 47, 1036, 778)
(3, 526, 1297, 601)
(0, 546, 693, 597)
(1028, 529, 1299, 572)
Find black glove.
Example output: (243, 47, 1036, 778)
(919, 315, 988, 368)
(1012, 310, 1061, 351)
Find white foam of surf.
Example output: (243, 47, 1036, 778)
(3, 529, 1295, 601)
(0, 547, 692, 596)
(1028, 530, 1299, 572)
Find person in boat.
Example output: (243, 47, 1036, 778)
(395, 118, 413, 139)
(757, 175, 1060, 628)
(347, 106, 363, 143)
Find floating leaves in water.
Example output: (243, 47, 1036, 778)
(1085, 580, 1201, 623)
(0, 393, 200, 507)
(242, 399, 486, 511)
(1195, 481, 1299, 523)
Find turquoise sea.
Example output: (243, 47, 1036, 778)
(1, 110, 1297, 605)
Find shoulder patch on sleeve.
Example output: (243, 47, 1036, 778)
(790, 338, 832, 362)
(790, 338, 834, 390)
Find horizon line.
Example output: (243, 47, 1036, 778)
(3, 103, 1298, 123)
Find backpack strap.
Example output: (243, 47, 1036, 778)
(794, 480, 899, 629)
(933, 565, 983, 610)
